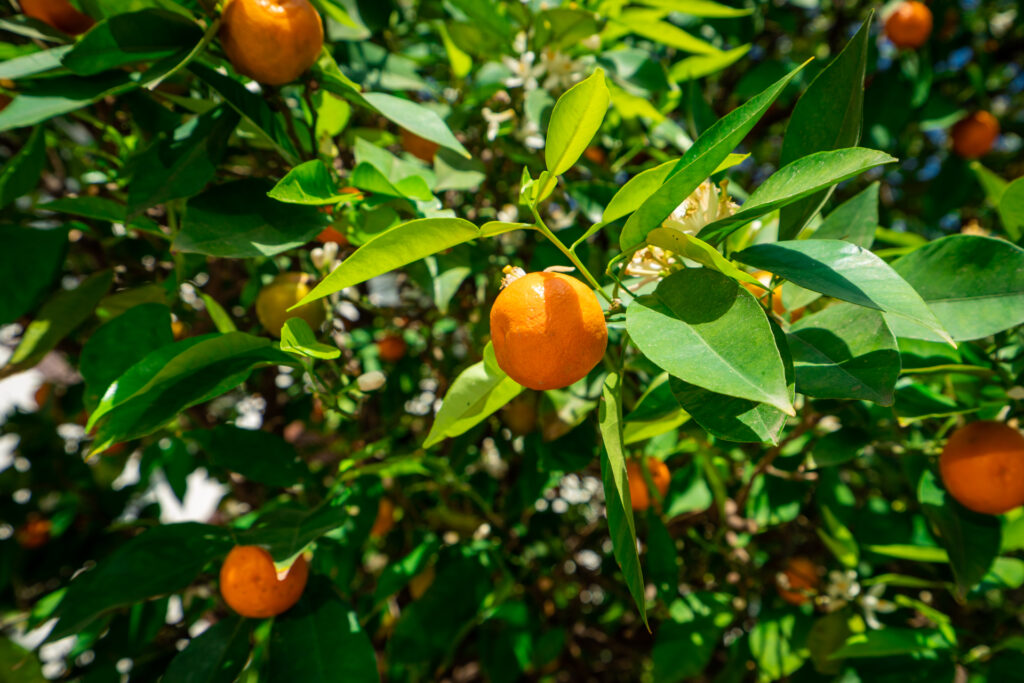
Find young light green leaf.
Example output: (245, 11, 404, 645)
(626, 268, 794, 415)
(423, 343, 523, 448)
(999, 177, 1024, 240)
(777, 15, 872, 239)
(361, 92, 469, 158)
(734, 239, 953, 345)
(199, 293, 237, 333)
(669, 45, 751, 82)
(280, 318, 341, 360)
(599, 372, 649, 629)
(635, 0, 754, 17)
(295, 217, 480, 307)
(699, 148, 897, 245)
(0, 45, 72, 79)
(613, 11, 720, 54)
(620, 60, 808, 250)
(545, 69, 610, 177)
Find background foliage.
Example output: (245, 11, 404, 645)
(1, 0, 1023, 681)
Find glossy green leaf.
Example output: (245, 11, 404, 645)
(635, 0, 753, 17)
(190, 426, 305, 488)
(296, 217, 480, 306)
(163, 617, 252, 683)
(787, 303, 900, 405)
(62, 9, 201, 76)
(350, 162, 433, 201)
(423, 343, 523, 448)
(2, 270, 113, 378)
(50, 523, 233, 640)
(269, 582, 379, 683)
(646, 229, 763, 287)
(777, 16, 872, 239)
(235, 494, 353, 560)
(39, 195, 161, 234)
(817, 505, 859, 569)
(734, 239, 953, 345)
(652, 593, 734, 683)
(919, 469, 1001, 594)
(864, 544, 949, 563)
(811, 181, 878, 248)
(280, 318, 340, 360)
(80, 302, 174, 410)
(0, 125, 46, 210)
(87, 332, 294, 453)
(620, 61, 806, 250)
(998, 177, 1024, 240)
(669, 45, 751, 82)
(599, 372, 648, 628)
(626, 268, 793, 415)
(830, 628, 953, 660)
(614, 10, 719, 55)
(699, 148, 897, 245)
(544, 69, 610, 177)
(174, 179, 328, 258)
(361, 91, 469, 158)
(750, 611, 811, 681)
(0, 224, 65, 326)
(0, 45, 72, 79)
(125, 105, 238, 215)
(889, 234, 1024, 341)
(199, 293, 236, 333)
(268, 160, 352, 205)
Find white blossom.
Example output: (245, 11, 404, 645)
(482, 107, 515, 141)
(662, 179, 739, 236)
(540, 48, 584, 91)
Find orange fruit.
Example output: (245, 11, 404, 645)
(370, 498, 396, 538)
(742, 270, 803, 322)
(489, 271, 608, 390)
(777, 557, 819, 605)
(255, 273, 326, 338)
(400, 129, 439, 163)
(583, 146, 606, 165)
(316, 225, 349, 245)
(219, 0, 324, 85)
(34, 383, 52, 409)
(502, 393, 538, 436)
(626, 457, 671, 511)
(939, 421, 1024, 515)
(171, 320, 188, 340)
(951, 111, 999, 159)
(21, 0, 94, 35)
(377, 334, 407, 363)
(220, 546, 309, 618)
(884, 1, 933, 49)
(15, 516, 52, 549)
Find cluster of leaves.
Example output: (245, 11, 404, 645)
(1, 0, 1023, 681)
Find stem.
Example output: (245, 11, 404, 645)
(145, 17, 222, 91)
(530, 206, 612, 303)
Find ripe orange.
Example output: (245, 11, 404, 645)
(377, 334, 407, 363)
(939, 421, 1024, 515)
(15, 516, 52, 549)
(583, 146, 606, 165)
(255, 273, 326, 338)
(626, 457, 671, 511)
(777, 557, 819, 605)
(951, 111, 1000, 159)
(219, 0, 324, 86)
(489, 271, 608, 390)
(400, 129, 439, 163)
(370, 498, 396, 538)
(316, 225, 349, 245)
(21, 0, 94, 35)
(220, 546, 309, 618)
(884, 1, 933, 49)
(742, 270, 803, 322)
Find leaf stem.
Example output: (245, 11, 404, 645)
(530, 206, 612, 303)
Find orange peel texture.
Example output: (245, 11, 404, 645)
(940, 421, 1024, 515)
(220, 0, 324, 85)
(219, 546, 309, 618)
(951, 111, 999, 159)
(884, 1, 933, 49)
(255, 273, 326, 338)
(626, 457, 671, 512)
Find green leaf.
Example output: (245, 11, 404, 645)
(830, 628, 953, 660)
(373, 537, 440, 603)
(0, 224, 65, 326)
(268, 160, 360, 206)
(87, 332, 294, 453)
(79, 302, 174, 410)
(269, 581, 379, 683)
(280, 318, 340, 360)
(817, 505, 859, 569)
(360, 92, 469, 158)
(620, 61, 807, 250)
(0, 125, 46, 210)
(864, 544, 949, 563)
(777, 16, 872, 239)
(296, 217, 480, 306)
(626, 268, 794, 415)
(50, 523, 233, 640)
(39, 195, 161, 235)
(806, 612, 851, 675)
(199, 293, 237, 333)
(236, 495, 353, 560)
(0, 45, 72, 79)
(125, 105, 238, 215)
(787, 303, 900, 405)
(669, 44, 751, 82)
(750, 611, 811, 681)
(652, 593, 734, 683)
(811, 181, 879, 248)
(189, 426, 305, 488)
(61, 9, 201, 76)
(544, 69, 610, 177)
(0, 638, 45, 683)
(2, 270, 113, 378)
(919, 469, 1001, 594)
(734, 239, 953, 345)
(646, 229, 763, 287)
(350, 162, 433, 201)
(163, 617, 252, 683)
(599, 372, 648, 628)
(423, 343, 524, 448)
(634, 0, 754, 17)
(174, 179, 328, 258)
(889, 234, 1024, 341)
(613, 10, 719, 55)
(699, 148, 897, 245)
(998, 177, 1024, 240)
